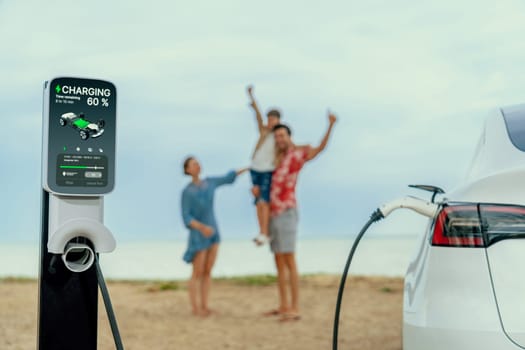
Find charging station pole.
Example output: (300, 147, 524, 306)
(38, 77, 117, 350)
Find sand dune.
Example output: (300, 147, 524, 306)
(0, 275, 403, 349)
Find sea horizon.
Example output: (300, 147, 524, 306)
(0, 235, 420, 280)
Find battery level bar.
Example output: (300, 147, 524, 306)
(60, 165, 105, 170)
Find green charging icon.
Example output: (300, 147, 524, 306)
(55, 85, 61, 93)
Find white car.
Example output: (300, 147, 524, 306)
(59, 112, 105, 140)
(403, 104, 525, 349)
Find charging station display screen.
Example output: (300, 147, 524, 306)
(44, 77, 116, 195)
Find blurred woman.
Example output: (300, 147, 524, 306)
(181, 156, 247, 316)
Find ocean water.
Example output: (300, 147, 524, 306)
(0, 237, 419, 280)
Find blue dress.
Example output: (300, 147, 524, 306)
(181, 170, 237, 263)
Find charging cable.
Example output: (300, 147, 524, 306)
(95, 255, 124, 350)
(332, 209, 383, 350)
(332, 196, 438, 350)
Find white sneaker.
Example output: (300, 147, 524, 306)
(253, 234, 270, 246)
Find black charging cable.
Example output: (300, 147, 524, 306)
(95, 256, 125, 350)
(333, 209, 384, 350)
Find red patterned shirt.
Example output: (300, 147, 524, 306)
(270, 147, 310, 216)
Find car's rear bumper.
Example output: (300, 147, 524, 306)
(403, 323, 521, 350)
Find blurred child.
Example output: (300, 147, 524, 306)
(247, 86, 281, 245)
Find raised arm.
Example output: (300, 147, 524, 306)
(247, 85, 265, 133)
(208, 168, 249, 189)
(307, 112, 337, 161)
(236, 167, 250, 176)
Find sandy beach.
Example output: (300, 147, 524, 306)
(1, 275, 403, 350)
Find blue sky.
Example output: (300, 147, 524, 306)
(1, 0, 525, 243)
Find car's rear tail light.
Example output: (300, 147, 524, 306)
(479, 205, 525, 245)
(432, 205, 484, 247)
(432, 204, 525, 247)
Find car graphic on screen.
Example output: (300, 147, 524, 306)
(59, 112, 105, 140)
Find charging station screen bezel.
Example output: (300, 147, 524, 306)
(43, 77, 117, 196)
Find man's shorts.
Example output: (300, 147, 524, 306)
(250, 169, 273, 204)
(269, 208, 298, 253)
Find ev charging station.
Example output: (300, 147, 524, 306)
(39, 77, 120, 349)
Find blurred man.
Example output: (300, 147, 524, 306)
(266, 112, 337, 321)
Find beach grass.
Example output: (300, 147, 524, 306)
(104, 275, 279, 287)
(216, 274, 277, 286)
(1, 273, 400, 289)
(146, 281, 181, 292)
(0, 276, 35, 283)
(142, 275, 279, 292)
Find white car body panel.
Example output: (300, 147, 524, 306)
(402, 105, 525, 349)
(464, 106, 525, 183)
(403, 245, 511, 349)
(486, 240, 525, 346)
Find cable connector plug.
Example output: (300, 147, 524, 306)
(379, 196, 438, 218)
(370, 208, 385, 222)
